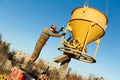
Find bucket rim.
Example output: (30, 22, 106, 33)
(71, 6, 108, 24)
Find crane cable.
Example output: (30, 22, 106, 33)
(84, 0, 89, 7)
(106, 0, 108, 16)
(105, 0, 108, 30)
(84, 0, 108, 15)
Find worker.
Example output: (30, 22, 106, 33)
(29, 24, 65, 62)
(25, 24, 65, 73)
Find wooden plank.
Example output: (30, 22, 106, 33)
(59, 59, 71, 80)
(54, 54, 70, 63)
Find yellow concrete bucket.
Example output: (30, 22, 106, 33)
(57, 6, 108, 63)
(69, 6, 108, 47)
(56, 6, 108, 63)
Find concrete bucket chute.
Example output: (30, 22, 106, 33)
(55, 6, 108, 63)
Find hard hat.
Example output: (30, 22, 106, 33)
(51, 24, 57, 31)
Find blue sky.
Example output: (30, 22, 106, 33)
(0, 0, 120, 80)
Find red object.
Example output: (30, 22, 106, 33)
(8, 67, 32, 80)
